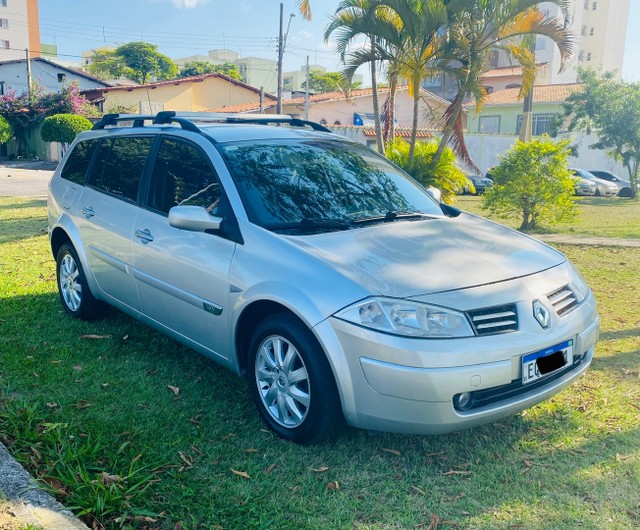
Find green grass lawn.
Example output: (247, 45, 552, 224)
(1, 197, 639, 529)
(456, 195, 640, 238)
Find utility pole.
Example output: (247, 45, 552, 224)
(25, 48, 32, 99)
(277, 3, 284, 114)
(305, 56, 310, 120)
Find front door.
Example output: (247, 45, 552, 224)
(132, 136, 236, 360)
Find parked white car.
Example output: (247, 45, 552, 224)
(48, 112, 600, 443)
(570, 169, 618, 197)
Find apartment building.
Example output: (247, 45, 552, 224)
(0, 0, 40, 61)
(493, 0, 630, 83)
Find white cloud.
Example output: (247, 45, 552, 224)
(170, 0, 209, 8)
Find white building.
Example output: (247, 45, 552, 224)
(0, 0, 40, 61)
(493, 0, 630, 83)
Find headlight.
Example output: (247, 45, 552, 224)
(568, 261, 590, 303)
(335, 297, 474, 338)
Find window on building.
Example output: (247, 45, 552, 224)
(478, 115, 501, 134)
(333, 120, 341, 126)
(0, 0, 6, 7)
(0, 18, 8, 28)
(592, 1, 597, 9)
(516, 113, 556, 136)
(581, 25, 587, 36)
(488, 50, 499, 68)
(57, 73, 66, 83)
(0, 81, 5, 96)
(484, 86, 494, 94)
(589, 27, 594, 36)
(587, 52, 592, 61)
(0, 40, 9, 49)
(584, 0, 588, 8)
(578, 51, 584, 61)
(505, 83, 522, 89)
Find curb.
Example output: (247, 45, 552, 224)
(0, 443, 88, 530)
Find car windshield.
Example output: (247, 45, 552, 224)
(216, 138, 443, 233)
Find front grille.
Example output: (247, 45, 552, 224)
(454, 354, 586, 412)
(548, 286, 578, 316)
(467, 304, 518, 336)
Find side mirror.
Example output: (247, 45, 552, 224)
(426, 186, 442, 202)
(168, 205, 222, 232)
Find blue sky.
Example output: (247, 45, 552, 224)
(39, 0, 639, 82)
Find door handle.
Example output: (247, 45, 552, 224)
(135, 228, 154, 243)
(81, 206, 95, 218)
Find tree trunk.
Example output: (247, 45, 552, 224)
(408, 78, 420, 164)
(370, 38, 384, 155)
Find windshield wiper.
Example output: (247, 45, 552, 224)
(351, 210, 436, 226)
(263, 217, 353, 234)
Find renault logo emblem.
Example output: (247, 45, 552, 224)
(533, 300, 550, 329)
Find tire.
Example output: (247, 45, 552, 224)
(619, 188, 633, 198)
(248, 313, 341, 444)
(595, 189, 601, 197)
(56, 243, 106, 320)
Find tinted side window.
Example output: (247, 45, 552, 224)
(60, 139, 98, 185)
(87, 136, 154, 202)
(147, 138, 223, 215)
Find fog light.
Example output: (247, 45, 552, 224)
(453, 392, 474, 411)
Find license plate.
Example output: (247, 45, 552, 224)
(522, 339, 573, 385)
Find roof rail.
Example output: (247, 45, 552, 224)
(92, 111, 332, 134)
(154, 111, 331, 133)
(93, 113, 156, 130)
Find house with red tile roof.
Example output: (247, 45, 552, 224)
(467, 83, 582, 137)
(210, 85, 454, 137)
(81, 73, 276, 114)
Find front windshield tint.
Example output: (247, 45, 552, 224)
(217, 139, 442, 230)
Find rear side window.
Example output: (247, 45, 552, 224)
(87, 136, 155, 202)
(60, 139, 98, 185)
(146, 137, 223, 215)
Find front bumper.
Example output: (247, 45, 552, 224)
(315, 280, 599, 435)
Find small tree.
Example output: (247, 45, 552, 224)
(304, 71, 361, 94)
(562, 68, 640, 197)
(89, 42, 177, 84)
(41, 114, 93, 144)
(386, 137, 467, 203)
(178, 61, 241, 80)
(482, 136, 577, 231)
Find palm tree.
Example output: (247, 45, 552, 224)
(297, 0, 311, 20)
(433, 0, 574, 167)
(331, 0, 449, 163)
(325, 0, 387, 153)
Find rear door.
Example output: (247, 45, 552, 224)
(132, 135, 236, 359)
(77, 135, 156, 311)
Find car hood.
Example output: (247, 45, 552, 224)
(287, 213, 565, 298)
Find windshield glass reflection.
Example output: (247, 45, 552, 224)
(217, 139, 442, 233)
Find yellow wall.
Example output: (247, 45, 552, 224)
(26, 0, 41, 57)
(101, 76, 265, 114)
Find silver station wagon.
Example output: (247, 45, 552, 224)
(48, 112, 600, 444)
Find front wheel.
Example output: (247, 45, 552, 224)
(56, 243, 106, 320)
(248, 314, 341, 444)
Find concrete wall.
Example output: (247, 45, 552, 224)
(465, 131, 628, 177)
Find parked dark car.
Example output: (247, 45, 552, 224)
(463, 175, 494, 195)
(588, 171, 633, 197)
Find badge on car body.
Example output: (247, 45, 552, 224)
(533, 300, 550, 329)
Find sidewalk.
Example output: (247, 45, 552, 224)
(0, 444, 87, 530)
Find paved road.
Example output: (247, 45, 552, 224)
(0, 167, 53, 199)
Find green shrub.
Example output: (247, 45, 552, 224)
(0, 115, 12, 144)
(482, 135, 577, 231)
(385, 138, 468, 203)
(41, 114, 93, 144)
